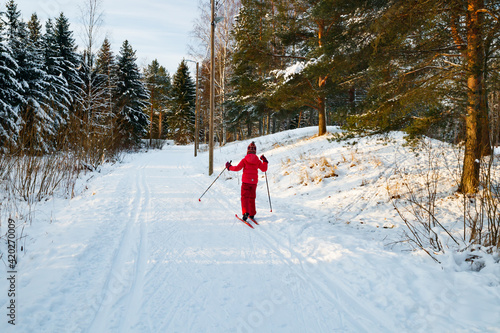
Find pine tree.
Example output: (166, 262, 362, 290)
(144, 59, 171, 144)
(114, 40, 149, 147)
(230, 0, 275, 137)
(168, 60, 196, 144)
(270, 0, 359, 136)
(354, 0, 499, 194)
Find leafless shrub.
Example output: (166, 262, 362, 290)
(388, 139, 461, 263)
(464, 154, 500, 248)
(147, 139, 166, 150)
(389, 136, 500, 266)
(4, 152, 78, 204)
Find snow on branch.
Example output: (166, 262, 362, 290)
(272, 56, 323, 83)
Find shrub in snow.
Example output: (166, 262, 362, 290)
(282, 156, 337, 186)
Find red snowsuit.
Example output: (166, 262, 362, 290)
(228, 154, 268, 216)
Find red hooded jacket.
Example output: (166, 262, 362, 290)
(229, 154, 268, 184)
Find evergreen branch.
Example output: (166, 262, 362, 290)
(449, 14, 466, 54)
(261, 50, 308, 61)
(485, 19, 500, 58)
(442, 59, 461, 68)
(476, 9, 500, 22)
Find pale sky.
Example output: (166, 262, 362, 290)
(16, 0, 202, 75)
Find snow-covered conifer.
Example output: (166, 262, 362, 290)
(114, 40, 149, 147)
(168, 60, 195, 145)
(0, 1, 22, 148)
(6, 3, 54, 151)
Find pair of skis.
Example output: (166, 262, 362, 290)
(235, 214, 259, 229)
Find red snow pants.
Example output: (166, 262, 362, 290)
(241, 183, 257, 216)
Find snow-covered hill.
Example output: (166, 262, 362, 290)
(1, 126, 499, 332)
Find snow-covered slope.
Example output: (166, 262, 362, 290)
(1, 127, 499, 332)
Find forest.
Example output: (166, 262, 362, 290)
(1, 0, 500, 201)
(1, 2, 499, 330)
(189, 0, 500, 197)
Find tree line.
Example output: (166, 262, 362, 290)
(2, 0, 499, 195)
(0, 0, 197, 166)
(189, 0, 500, 194)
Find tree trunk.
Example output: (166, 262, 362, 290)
(149, 91, 154, 146)
(459, 0, 487, 194)
(267, 111, 271, 135)
(318, 96, 327, 135)
(317, 19, 327, 136)
(158, 111, 163, 140)
(247, 120, 252, 138)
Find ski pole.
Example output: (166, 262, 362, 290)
(198, 161, 231, 201)
(265, 171, 272, 212)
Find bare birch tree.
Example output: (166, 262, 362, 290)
(190, 0, 241, 145)
(77, 0, 109, 168)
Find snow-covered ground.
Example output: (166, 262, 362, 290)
(1, 126, 499, 332)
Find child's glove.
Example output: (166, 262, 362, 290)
(260, 155, 268, 163)
(225, 161, 232, 169)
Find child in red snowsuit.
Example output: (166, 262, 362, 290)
(226, 142, 268, 221)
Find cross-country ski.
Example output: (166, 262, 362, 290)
(235, 214, 254, 228)
(248, 217, 259, 225)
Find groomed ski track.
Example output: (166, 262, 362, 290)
(11, 132, 495, 333)
(78, 145, 395, 333)
(10, 144, 394, 333)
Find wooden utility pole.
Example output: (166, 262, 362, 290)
(209, 0, 215, 175)
(195, 61, 199, 157)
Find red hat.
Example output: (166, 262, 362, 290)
(247, 142, 256, 154)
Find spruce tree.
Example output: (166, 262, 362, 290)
(27, 12, 42, 44)
(25, 13, 55, 151)
(168, 60, 196, 144)
(96, 38, 115, 77)
(43, 18, 72, 122)
(114, 40, 149, 147)
(41, 13, 83, 129)
(53, 13, 83, 105)
(94, 38, 121, 153)
(96, 38, 118, 131)
(0, 2, 22, 148)
(6, 3, 52, 151)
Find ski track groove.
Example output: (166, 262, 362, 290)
(120, 164, 150, 332)
(87, 162, 148, 332)
(148, 158, 224, 332)
(259, 227, 342, 332)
